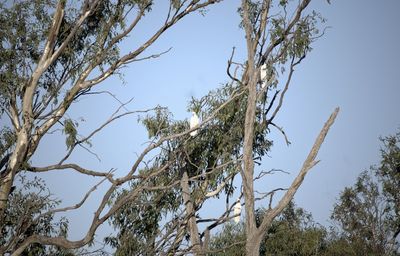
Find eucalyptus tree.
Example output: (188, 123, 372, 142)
(0, 0, 339, 255)
(0, 0, 222, 254)
(104, 81, 268, 255)
(329, 131, 400, 255)
(236, 0, 338, 255)
(104, 0, 339, 255)
(209, 202, 327, 256)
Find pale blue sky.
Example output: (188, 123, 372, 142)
(28, 0, 400, 244)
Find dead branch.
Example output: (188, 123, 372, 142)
(257, 107, 339, 237)
(269, 121, 291, 146)
(35, 175, 110, 220)
(27, 164, 115, 182)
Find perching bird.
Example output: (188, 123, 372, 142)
(233, 198, 241, 223)
(260, 63, 268, 88)
(190, 112, 199, 137)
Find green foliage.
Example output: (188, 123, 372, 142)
(279, 0, 289, 6)
(63, 119, 77, 149)
(209, 131, 400, 255)
(330, 130, 400, 255)
(171, 0, 182, 10)
(237, 0, 324, 65)
(194, 82, 272, 158)
(0, 0, 53, 112)
(328, 172, 389, 255)
(0, 0, 329, 253)
(141, 81, 273, 190)
(209, 222, 245, 256)
(141, 107, 170, 138)
(0, 0, 153, 116)
(108, 81, 274, 254)
(105, 177, 180, 255)
(0, 127, 16, 158)
(0, 174, 73, 255)
(189, 96, 202, 114)
(210, 201, 327, 256)
(237, 0, 261, 29)
(262, 202, 327, 256)
(207, 134, 398, 256)
(378, 131, 400, 231)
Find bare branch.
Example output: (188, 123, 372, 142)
(35, 176, 109, 220)
(257, 107, 340, 236)
(57, 106, 156, 165)
(41, 1, 65, 61)
(27, 164, 115, 182)
(227, 47, 242, 84)
(254, 168, 290, 181)
(124, 47, 172, 64)
(84, 1, 222, 88)
(255, 187, 287, 204)
(267, 56, 295, 124)
(269, 121, 291, 146)
(205, 172, 237, 198)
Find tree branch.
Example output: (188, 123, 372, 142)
(257, 107, 339, 236)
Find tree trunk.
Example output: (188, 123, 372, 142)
(0, 129, 29, 223)
(246, 234, 262, 256)
(180, 171, 203, 255)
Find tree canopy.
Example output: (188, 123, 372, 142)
(208, 130, 400, 255)
(329, 131, 400, 255)
(0, 0, 341, 255)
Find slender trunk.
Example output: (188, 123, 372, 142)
(242, 2, 259, 248)
(243, 71, 259, 255)
(180, 171, 203, 255)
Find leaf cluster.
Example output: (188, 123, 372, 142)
(210, 201, 327, 256)
(63, 118, 78, 149)
(0, 0, 153, 118)
(107, 81, 275, 253)
(0, 174, 72, 255)
(0, 127, 16, 159)
(330, 131, 400, 255)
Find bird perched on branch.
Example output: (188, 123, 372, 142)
(233, 198, 241, 223)
(260, 63, 275, 89)
(260, 63, 268, 88)
(190, 112, 200, 137)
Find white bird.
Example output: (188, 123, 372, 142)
(260, 63, 268, 88)
(190, 112, 199, 137)
(233, 198, 241, 224)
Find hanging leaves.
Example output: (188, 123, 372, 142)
(63, 119, 77, 149)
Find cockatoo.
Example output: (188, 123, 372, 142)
(233, 198, 241, 224)
(260, 63, 268, 89)
(190, 112, 199, 137)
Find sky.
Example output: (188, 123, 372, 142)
(27, 0, 400, 247)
